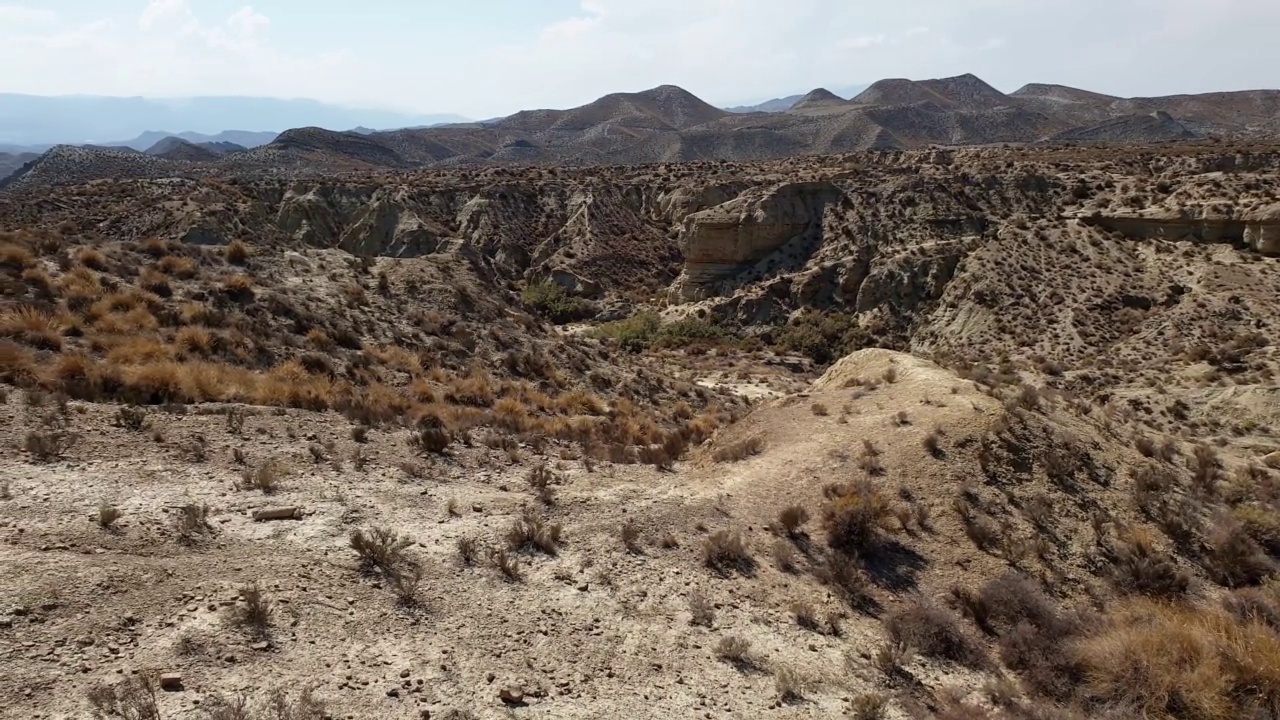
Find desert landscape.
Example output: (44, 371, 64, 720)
(3, 78, 1280, 720)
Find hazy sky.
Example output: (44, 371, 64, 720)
(1, 0, 1276, 118)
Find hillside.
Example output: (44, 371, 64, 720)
(4, 144, 1280, 719)
(5, 76, 1280, 188)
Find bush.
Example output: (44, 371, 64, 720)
(703, 529, 754, 575)
(1104, 526, 1192, 598)
(884, 600, 989, 669)
(689, 591, 715, 627)
(24, 429, 78, 462)
(521, 280, 590, 323)
(714, 635, 753, 666)
(350, 527, 412, 575)
(712, 436, 765, 463)
(1073, 600, 1280, 720)
(506, 509, 561, 556)
(775, 311, 868, 365)
(1205, 513, 1276, 588)
(97, 502, 122, 529)
(409, 426, 452, 455)
(114, 406, 149, 431)
(86, 674, 160, 720)
(228, 583, 273, 637)
(778, 505, 810, 537)
(823, 479, 894, 554)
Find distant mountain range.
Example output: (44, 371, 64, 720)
(0, 94, 469, 149)
(4, 74, 1279, 190)
(724, 85, 870, 114)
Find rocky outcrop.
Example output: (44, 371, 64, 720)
(669, 181, 844, 302)
(1080, 206, 1280, 256)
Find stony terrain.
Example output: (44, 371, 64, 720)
(4, 143, 1280, 720)
(5, 74, 1280, 190)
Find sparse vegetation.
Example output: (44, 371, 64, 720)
(350, 526, 412, 576)
(703, 529, 754, 575)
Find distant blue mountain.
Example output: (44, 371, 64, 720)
(0, 94, 470, 147)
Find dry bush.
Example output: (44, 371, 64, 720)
(240, 457, 287, 494)
(792, 601, 822, 632)
(976, 573, 1086, 701)
(1204, 513, 1276, 588)
(225, 240, 250, 265)
(777, 504, 810, 537)
(1234, 505, 1280, 556)
(815, 553, 873, 611)
(1073, 600, 1280, 720)
(689, 591, 716, 627)
(97, 502, 122, 529)
(409, 426, 452, 455)
(85, 673, 160, 720)
(1221, 585, 1280, 630)
(389, 564, 424, 607)
(620, 519, 642, 554)
(113, 405, 149, 431)
(1103, 526, 1192, 598)
(489, 547, 522, 581)
(200, 686, 326, 720)
(526, 465, 557, 505)
(76, 247, 108, 270)
(823, 479, 894, 554)
(811, 402, 829, 416)
(849, 693, 888, 720)
(703, 529, 754, 575)
(774, 666, 808, 703)
(506, 509, 562, 556)
(24, 429, 78, 461)
(712, 435, 765, 463)
(456, 537, 479, 566)
(1, 306, 65, 350)
(659, 532, 679, 549)
(884, 599, 989, 669)
(173, 503, 214, 543)
(922, 429, 943, 458)
(228, 583, 273, 637)
(874, 640, 915, 677)
(714, 635, 754, 667)
(773, 539, 799, 573)
(350, 527, 412, 575)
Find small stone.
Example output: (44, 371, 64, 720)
(250, 641, 270, 651)
(158, 673, 183, 691)
(577, 583, 589, 592)
(387, 688, 400, 698)
(11, 607, 29, 617)
(499, 686, 525, 705)
(486, 672, 495, 683)
(0, 616, 13, 628)
(400, 669, 411, 679)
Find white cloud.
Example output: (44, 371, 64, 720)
(227, 7, 270, 37)
(0, 4, 56, 30)
(138, 0, 185, 30)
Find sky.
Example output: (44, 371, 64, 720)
(1, 0, 1277, 119)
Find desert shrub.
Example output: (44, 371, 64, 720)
(712, 435, 765, 463)
(774, 666, 808, 703)
(1073, 600, 1280, 720)
(1104, 526, 1192, 598)
(1222, 585, 1280, 631)
(849, 693, 888, 720)
(24, 429, 78, 462)
(823, 479, 894, 554)
(456, 536, 479, 566)
(0, 306, 65, 350)
(620, 519, 642, 554)
(703, 529, 754, 575)
(773, 540, 799, 573)
(389, 564, 424, 607)
(775, 311, 867, 365)
(689, 591, 715, 627)
(97, 502, 122, 529)
(972, 573, 1087, 701)
(884, 599, 988, 669)
(489, 547, 522, 581)
(174, 503, 214, 543)
(113, 405, 150, 431)
(200, 687, 326, 720)
(85, 674, 160, 720)
(521, 280, 590, 323)
(792, 601, 821, 631)
(409, 426, 452, 455)
(350, 527, 412, 575)
(225, 240, 250, 265)
(1204, 513, 1276, 587)
(240, 457, 288, 494)
(506, 509, 561, 556)
(778, 505, 810, 537)
(228, 583, 273, 636)
(592, 312, 661, 351)
(714, 635, 754, 667)
(1234, 505, 1280, 556)
(814, 553, 874, 611)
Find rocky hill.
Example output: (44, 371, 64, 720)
(5, 75, 1280, 189)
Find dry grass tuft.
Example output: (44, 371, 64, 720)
(703, 529, 754, 575)
(712, 435, 765, 463)
(823, 479, 894, 554)
(884, 599, 989, 669)
(350, 527, 412, 576)
(97, 502, 122, 529)
(506, 509, 562, 556)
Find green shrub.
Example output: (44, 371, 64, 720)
(775, 311, 868, 364)
(593, 312, 734, 352)
(521, 281, 590, 323)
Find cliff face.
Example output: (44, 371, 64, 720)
(1080, 204, 1280, 255)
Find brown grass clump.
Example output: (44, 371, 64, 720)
(1204, 513, 1276, 588)
(225, 239, 250, 265)
(0, 242, 35, 270)
(715, 635, 755, 668)
(85, 674, 160, 720)
(221, 274, 254, 301)
(1073, 600, 1280, 720)
(1103, 526, 1192, 598)
(228, 583, 273, 637)
(76, 247, 108, 270)
(156, 255, 197, 278)
(0, 306, 65, 350)
(689, 591, 716, 627)
(97, 502, 122, 529)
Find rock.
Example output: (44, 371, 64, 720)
(250, 641, 270, 651)
(499, 685, 525, 705)
(400, 669, 411, 678)
(387, 688, 400, 698)
(252, 507, 301, 521)
(158, 673, 183, 691)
